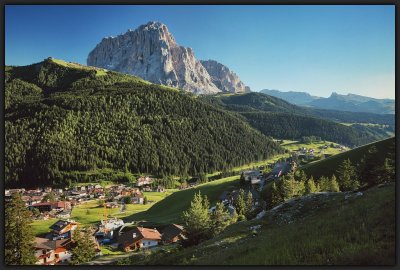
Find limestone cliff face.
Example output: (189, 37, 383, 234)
(200, 60, 251, 93)
(87, 21, 220, 94)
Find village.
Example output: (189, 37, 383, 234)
(4, 141, 348, 265)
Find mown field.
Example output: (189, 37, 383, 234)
(125, 175, 240, 224)
(30, 190, 177, 236)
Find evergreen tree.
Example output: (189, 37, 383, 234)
(305, 176, 317, 194)
(336, 159, 359, 191)
(327, 175, 340, 192)
(233, 189, 247, 216)
(143, 196, 148, 205)
(239, 172, 246, 186)
(281, 172, 302, 200)
(296, 170, 308, 183)
(271, 182, 284, 208)
(5, 193, 36, 265)
(181, 191, 211, 245)
(70, 227, 96, 265)
(318, 176, 329, 191)
(245, 191, 254, 219)
(358, 146, 383, 185)
(210, 202, 231, 237)
(380, 157, 395, 183)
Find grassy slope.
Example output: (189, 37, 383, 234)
(139, 183, 395, 265)
(30, 190, 177, 236)
(301, 137, 395, 179)
(125, 176, 240, 224)
(30, 174, 239, 235)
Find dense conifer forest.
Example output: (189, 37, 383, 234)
(201, 93, 392, 146)
(5, 59, 283, 188)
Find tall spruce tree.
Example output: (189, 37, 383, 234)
(233, 189, 247, 217)
(70, 227, 96, 265)
(305, 176, 318, 194)
(328, 175, 340, 192)
(245, 191, 254, 219)
(271, 181, 284, 207)
(5, 193, 36, 265)
(181, 191, 211, 245)
(336, 158, 359, 191)
(210, 202, 232, 237)
(318, 176, 329, 191)
(357, 146, 379, 186)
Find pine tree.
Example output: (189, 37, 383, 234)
(70, 227, 96, 265)
(245, 191, 254, 219)
(5, 193, 36, 265)
(181, 191, 211, 245)
(318, 176, 329, 191)
(357, 146, 379, 186)
(328, 175, 340, 192)
(271, 182, 284, 207)
(296, 170, 308, 183)
(305, 176, 317, 194)
(239, 172, 246, 186)
(281, 172, 299, 200)
(233, 189, 247, 217)
(210, 202, 231, 237)
(336, 159, 359, 191)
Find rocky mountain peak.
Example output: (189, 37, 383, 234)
(200, 59, 251, 93)
(87, 22, 249, 94)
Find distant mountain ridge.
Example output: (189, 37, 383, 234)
(260, 89, 321, 105)
(261, 89, 395, 114)
(87, 21, 250, 94)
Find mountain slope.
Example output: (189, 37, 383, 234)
(200, 60, 251, 93)
(118, 182, 395, 265)
(301, 137, 395, 180)
(261, 89, 320, 105)
(87, 21, 220, 94)
(201, 92, 386, 146)
(5, 58, 283, 188)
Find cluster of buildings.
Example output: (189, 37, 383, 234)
(33, 219, 101, 265)
(5, 178, 168, 220)
(32, 217, 186, 265)
(93, 216, 185, 251)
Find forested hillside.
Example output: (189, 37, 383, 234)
(242, 112, 372, 146)
(201, 93, 392, 146)
(5, 58, 283, 188)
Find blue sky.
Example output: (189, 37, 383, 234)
(5, 5, 395, 99)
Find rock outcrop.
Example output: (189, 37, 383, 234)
(200, 60, 251, 93)
(87, 21, 220, 94)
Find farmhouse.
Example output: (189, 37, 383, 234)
(118, 227, 161, 251)
(30, 201, 72, 213)
(50, 220, 78, 240)
(34, 237, 72, 265)
(160, 224, 186, 244)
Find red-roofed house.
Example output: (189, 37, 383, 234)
(117, 227, 161, 251)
